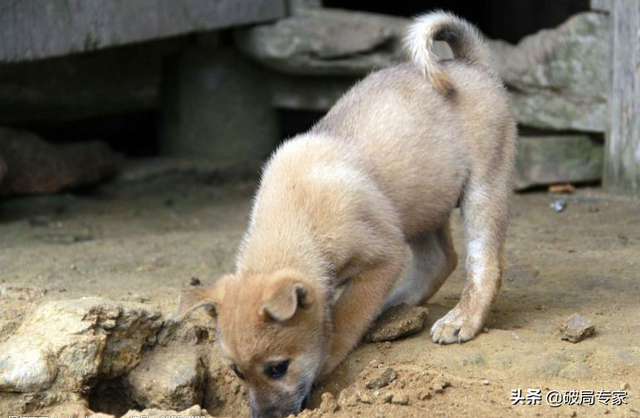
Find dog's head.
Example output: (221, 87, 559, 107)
(176, 269, 330, 418)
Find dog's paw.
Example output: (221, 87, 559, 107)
(430, 307, 482, 344)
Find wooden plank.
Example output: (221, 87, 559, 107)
(0, 0, 285, 62)
(604, 0, 640, 194)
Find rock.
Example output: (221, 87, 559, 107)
(0, 128, 119, 196)
(550, 199, 567, 213)
(359, 392, 374, 404)
(590, 0, 611, 12)
(366, 368, 397, 389)
(390, 393, 409, 405)
(491, 13, 608, 99)
(368, 304, 429, 342)
(319, 392, 339, 413)
(559, 313, 596, 343)
(0, 0, 284, 62)
(511, 92, 606, 132)
(159, 48, 278, 175)
(120, 405, 214, 418)
(235, 8, 408, 76)
(489, 12, 609, 131)
(0, 298, 162, 392)
(241, 8, 608, 132)
(515, 135, 604, 190)
(432, 378, 451, 394)
(125, 347, 205, 410)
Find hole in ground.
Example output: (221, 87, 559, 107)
(88, 377, 143, 416)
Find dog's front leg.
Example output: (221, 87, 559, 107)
(320, 258, 404, 377)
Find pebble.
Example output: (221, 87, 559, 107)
(319, 392, 338, 413)
(550, 199, 567, 213)
(366, 367, 397, 389)
(559, 313, 596, 343)
(432, 378, 451, 394)
(359, 392, 373, 404)
(390, 393, 409, 405)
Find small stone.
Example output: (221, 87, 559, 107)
(551, 199, 567, 213)
(366, 367, 397, 389)
(559, 313, 596, 343)
(382, 393, 393, 403)
(622, 382, 631, 390)
(432, 378, 451, 394)
(417, 390, 432, 401)
(482, 379, 491, 386)
(346, 395, 358, 407)
(190, 277, 201, 286)
(368, 304, 429, 342)
(359, 392, 373, 404)
(319, 392, 338, 413)
(390, 393, 409, 405)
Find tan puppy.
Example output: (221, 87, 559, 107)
(177, 11, 516, 418)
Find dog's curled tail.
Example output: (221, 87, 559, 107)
(405, 11, 492, 97)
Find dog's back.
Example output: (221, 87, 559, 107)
(308, 12, 515, 238)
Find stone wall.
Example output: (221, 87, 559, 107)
(0, 1, 611, 193)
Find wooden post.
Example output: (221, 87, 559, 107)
(604, 0, 640, 195)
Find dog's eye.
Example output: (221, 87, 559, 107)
(264, 360, 289, 379)
(231, 364, 245, 380)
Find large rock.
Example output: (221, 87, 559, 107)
(125, 347, 205, 410)
(235, 8, 407, 76)
(510, 91, 606, 133)
(490, 12, 609, 131)
(0, 0, 285, 62)
(515, 135, 604, 190)
(159, 49, 278, 175)
(241, 9, 609, 132)
(0, 298, 162, 393)
(491, 12, 608, 101)
(0, 128, 119, 196)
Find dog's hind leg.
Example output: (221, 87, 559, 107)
(430, 158, 513, 344)
(384, 221, 458, 309)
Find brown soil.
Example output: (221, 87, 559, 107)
(0, 176, 638, 418)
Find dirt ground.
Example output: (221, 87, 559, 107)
(0, 170, 638, 418)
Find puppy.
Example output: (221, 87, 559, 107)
(177, 11, 516, 418)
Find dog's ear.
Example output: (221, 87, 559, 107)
(261, 269, 314, 322)
(174, 277, 229, 321)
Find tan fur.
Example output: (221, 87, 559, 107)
(176, 11, 516, 418)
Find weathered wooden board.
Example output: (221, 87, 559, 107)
(0, 0, 285, 62)
(604, 0, 640, 194)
